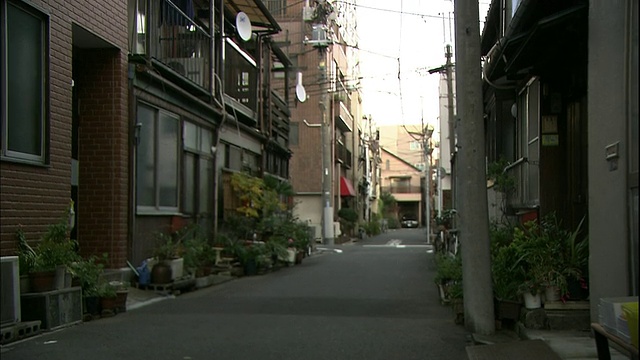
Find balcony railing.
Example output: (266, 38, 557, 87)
(131, 0, 211, 90)
(381, 186, 423, 194)
(335, 142, 352, 168)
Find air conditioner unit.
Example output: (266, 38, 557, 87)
(165, 57, 207, 87)
(302, 6, 315, 21)
(1, 256, 21, 326)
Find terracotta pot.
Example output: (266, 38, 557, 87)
(151, 262, 173, 284)
(100, 296, 117, 315)
(30, 270, 56, 292)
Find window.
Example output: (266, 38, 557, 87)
(183, 122, 213, 215)
(515, 78, 540, 205)
(1, 1, 49, 164)
(409, 141, 422, 151)
(289, 122, 299, 146)
(265, 0, 286, 16)
(136, 103, 180, 212)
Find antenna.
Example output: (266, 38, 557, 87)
(295, 72, 307, 102)
(236, 12, 252, 42)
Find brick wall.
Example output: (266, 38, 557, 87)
(0, 0, 128, 268)
(74, 49, 129, 268)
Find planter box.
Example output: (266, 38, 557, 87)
(21, 287, 82, 331)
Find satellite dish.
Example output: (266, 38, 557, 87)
(236, 12, 252, 42)
(296, 84, 307, 103)
(295, 72, 307, 102)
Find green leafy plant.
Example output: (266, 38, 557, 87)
(16, 227, 37, 275)
(434, 253, 463, 300)
(96, 280, 117, 298)
(69, 254, 107, 297)
(487, 158, 516, 194)
(338, 208, 358, 236)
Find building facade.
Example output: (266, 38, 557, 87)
(268, 0, 370, 243)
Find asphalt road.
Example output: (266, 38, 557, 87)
(1, 228, 470, 360)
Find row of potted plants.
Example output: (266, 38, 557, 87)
(491, 214, 589, 319)
(138, 172, 313, 286)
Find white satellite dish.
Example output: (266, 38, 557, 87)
(295, 72, 306, 102)
(236, 12, 252, 42)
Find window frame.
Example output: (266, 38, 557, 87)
(135, 102, 181, 214)
(182, 121, 213, 215)
(1, 0, 50, 165)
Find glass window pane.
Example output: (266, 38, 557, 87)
(200, 128, 212, 154)
(184, 121, 197, 150)
(199, 158, 212, 213)
(136, 105, 156, 206)
(7, 4, 43, 157)
(229, 146, 242, 171)
(158, 112, 179, 207)
(184, 153, 196, 214)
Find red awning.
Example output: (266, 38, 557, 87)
(340, 176, 356, 197)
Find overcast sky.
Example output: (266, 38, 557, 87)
(357, 0, 491, 129)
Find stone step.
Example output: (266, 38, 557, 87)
(546, 310, 591, 331)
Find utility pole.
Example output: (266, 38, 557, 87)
(319, 57, 334, 246)
(445, 44, 456, 209)
(454, 0, 495, 335)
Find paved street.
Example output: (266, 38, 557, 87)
(1, 229, 470, 360)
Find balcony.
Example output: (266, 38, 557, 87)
(381, 186, 423, 195)
(131, 0, 212, 92)
(335, 141, 352, 168)
(334, 96, 353, 133)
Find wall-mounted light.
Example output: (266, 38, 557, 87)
(511, 103, 517, 118)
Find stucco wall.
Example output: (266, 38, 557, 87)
(587, 0, 634, 321)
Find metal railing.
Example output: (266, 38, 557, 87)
(380, 186, 422, 194)
(132, 0, 211, 90)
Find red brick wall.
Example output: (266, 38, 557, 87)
(74, 49, 129, 268)
(0, 0, 128, 269)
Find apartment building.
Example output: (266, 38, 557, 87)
(267, 0, 371, 243)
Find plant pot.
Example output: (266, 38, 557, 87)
(151, 262, 173, 284)
(55, 265, 71, 290)
(243, 259, 257, 276)
(495, 299, 521, 321)
(115, 290, 128, 313)
(545, 286, 561, 302)
(100, 296, 118, 316)
(84, 296, 101, 316)
(452, 298, 464, 325)
(20, 274, 32, 294)
(29, 270, 56, 292)
(167, 258, 184, 280)
(523, 291, 542, 309)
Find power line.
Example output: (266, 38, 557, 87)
(339, 0, 447, 20)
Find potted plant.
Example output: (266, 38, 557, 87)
(237, 242, 266, 276)
(491, 234, 524, 321)
(110, 280, 129, 314)
(24, 221, 80, 292)
(150, 230, 184, 284)
(434, 253, 462, 304)
(68, 254, 106, 316)
(97, 280, 117, 316)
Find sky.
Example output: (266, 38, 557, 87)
(356, 0, 491, 129)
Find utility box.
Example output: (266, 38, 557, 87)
(21, 287, 82, 331)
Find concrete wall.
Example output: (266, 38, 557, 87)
(588, 0, 638, 320)
(292, 196, 323, 242)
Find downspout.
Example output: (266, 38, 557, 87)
(212, 0, 226, 238)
